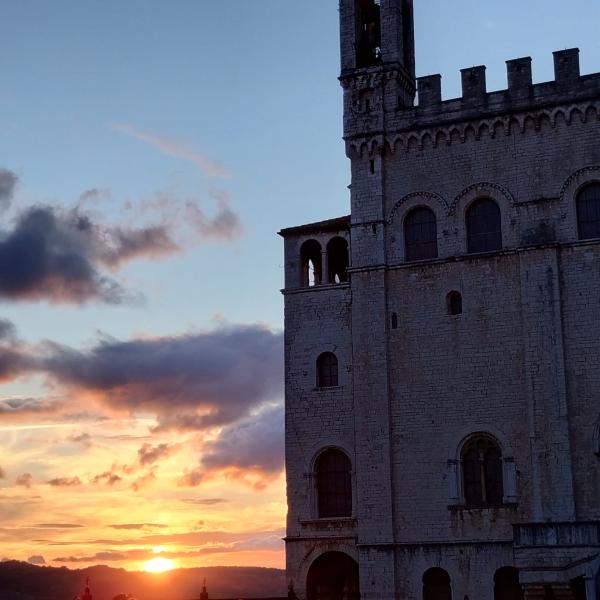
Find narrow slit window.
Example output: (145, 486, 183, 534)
(447, 291, 463, 316)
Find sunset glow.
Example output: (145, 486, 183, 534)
(144, 557, 176, 573)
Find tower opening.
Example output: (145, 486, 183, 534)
(356, 0, 382, 68)
(307, 552, 360, 600)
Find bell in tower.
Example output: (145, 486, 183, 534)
(356, 0, 382, 68)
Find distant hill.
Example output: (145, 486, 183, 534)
(0, 561, 287, 600)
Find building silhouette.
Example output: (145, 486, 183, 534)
(280, 1, 600, 599)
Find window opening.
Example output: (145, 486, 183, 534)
(315, 450, 352, 518)
(405, 207, 438, 261)
(462, 436, 504, 508)
(327, 237, 349, 284)
(300, 240, 322, 287)
(576, 183, 600, 240)
(317, 352, 339, 388)
(494, 567, 524, 600)
(391, 313, 398, 330)
(356, 0, 382, 68)
(370, 159, 375, 174)
(466, 198, 502, 253)
(423, 568, 452, 600)
(447, 291, 463, 316)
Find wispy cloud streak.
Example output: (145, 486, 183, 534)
(111, 123, 231, 178)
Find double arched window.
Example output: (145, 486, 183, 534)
(404, 207, 438, 261)
(576, 183, 600, 240)
(423, 568, 452, 600)
(315, 449, 352, 518)
(461, 435, 504, 508)
(317, 352, 339, 388)
(466, 198, 502, 253)
(299, 237, 349, 287)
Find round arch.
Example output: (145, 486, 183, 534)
(306, 551, 360, 600)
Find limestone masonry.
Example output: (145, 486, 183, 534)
(280, 2, 600, 599)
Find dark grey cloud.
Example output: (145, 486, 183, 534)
(0, 207, 127, 304)
(179, 405, 284, 490)
(27, 555, 46, 565)
(0, 169, 18, 211)
(0, 205, 178, 305)
(0, 319, 16, 341)
(46, 477, 82, 487)
(41, 324, 283, 431)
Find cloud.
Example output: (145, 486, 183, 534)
(185, 189, 243, 241)
(32, 524, 83, 529)
(27, 555, 46, 565)
(41, 324, 283, 432)
(137, 443, 177, 466)
(91, 470, 122, 486)
(0, 169, 18, 211)
(46, 477, 82, 487)
(67, 432, 92, 447)
(97, 225, 178, 269)
(0, 319, 16, 341)
(180, 405, 284, 491)
(15, 473, 33, 488)
(111, 123, 231, 178)
(0, 397, 63, 416)
(109, 523, 167, 530)
(0, 207, 127, 304)
(131, 469, 156, 492)
(179, 498, 227, 506)
(0, 466, 5, 479)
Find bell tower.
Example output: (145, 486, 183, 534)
(340, 0, 415, 109)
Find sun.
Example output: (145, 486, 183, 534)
(144, 557, 175, 573)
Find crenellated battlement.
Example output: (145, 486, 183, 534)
(343, 48, 600, 144)
(417, 49, 586, 110)
(411, 48, 600, 128)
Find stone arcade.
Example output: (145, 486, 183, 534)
(280, 1, 600, 599)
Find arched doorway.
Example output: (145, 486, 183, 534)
(306, 551, 360, 600)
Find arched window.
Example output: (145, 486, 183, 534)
(494, 567, 523, 600)
(356, 0, 382, 68)
(462, 436, 504, 508)
(315, 449, 352, 518)
(447, 291, 462, 316)
(300, 240, 323, 287)
(466, 198, 502, 253)
(404, 207, 438, 261)
(577, 183, 600, 240)
(317, 352, 338, 388)
(327, 237, 349, 284)
(423, 568, 452, 600)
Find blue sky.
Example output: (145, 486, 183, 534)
(0, 0, 599, 570)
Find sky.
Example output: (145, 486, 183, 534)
(0, 0, 599, 574)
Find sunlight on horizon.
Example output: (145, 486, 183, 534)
(143, 557, 176, 573)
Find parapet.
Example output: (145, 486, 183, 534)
(410, 48, 599, 125)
